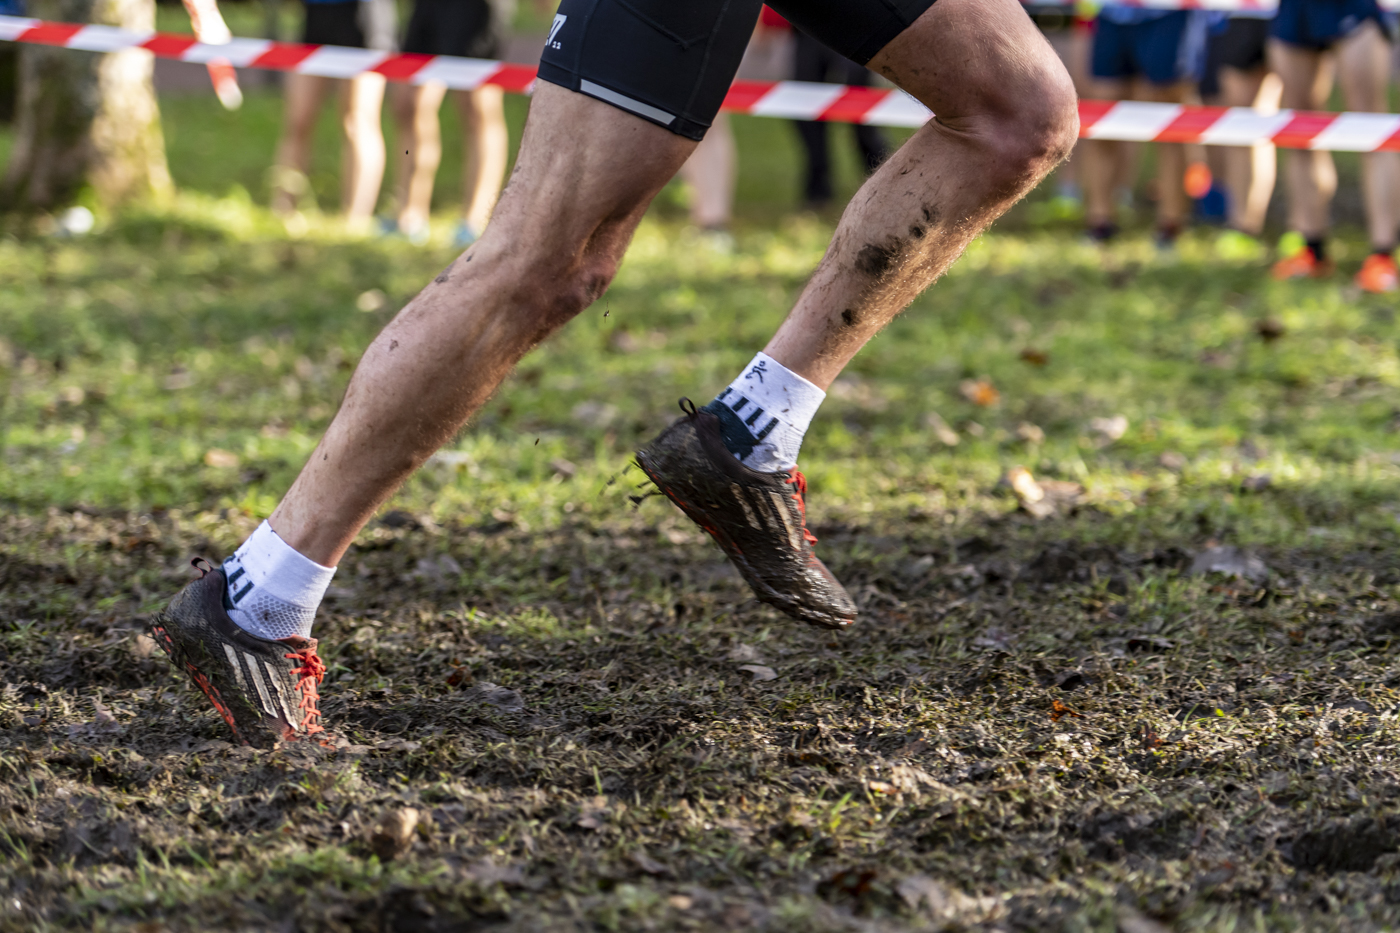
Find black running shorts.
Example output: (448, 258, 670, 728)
(1200, 15, 1269, 98)
(537, 0, 939, 140)
(302, 0, 365, 48)
(403, 0, 504, 60)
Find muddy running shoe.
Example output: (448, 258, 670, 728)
(637, 399, 857, 629)
(149, 560, 328, 747)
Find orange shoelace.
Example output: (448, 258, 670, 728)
(284, 645, 327, 735)
(784, 469, 819, 547)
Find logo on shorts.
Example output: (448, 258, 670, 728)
(548, 13, 567, 50)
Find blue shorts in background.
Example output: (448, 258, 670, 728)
(1092, 11, 1211, 85)
(1271, 0, 1395, 49)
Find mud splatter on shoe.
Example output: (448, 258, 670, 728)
(149, 561, 328, 747)
(637, 400, 857, 629)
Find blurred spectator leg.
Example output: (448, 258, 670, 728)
(339, 72, 387, 229)
(1138, 78, 1195, 244)
(272, 73, 333, 216)
(839, 57, 890, 173)
(1219, 65, 1280, 246)
(390, 80, 448, 242)
(0, 43, 16, 124)
(1205, 17, 1278, 253)
(453, 84, 509, 243)
(795, 118, 832, 209)
(679, 111, 736, 250)
(792, 29, 834, 209)
(1335, 19, 1399, 291)
(1083, 78, 1129, 240)
(1269, 37, 1336, 277)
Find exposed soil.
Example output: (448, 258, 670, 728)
(4, 503, 1400, 931)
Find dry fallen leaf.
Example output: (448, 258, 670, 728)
(1002, 465, 1044, 504)
(370, 807, 419, 861)
(738, 664, 777, 682)
(1015, 422, 1045, 445)
(1088, 415, 1129, 444)
(130, 632, 157, 659)
(726, 643, 762, 663)
(576, 796, 611, 831)
(631, 850, 672, 876)
(959, 378, 1000, 407)
(462, 860, 525, 886)
(464, 682, 525, 712)
(925, 411, 960, 447)
(1158, 451, 1188, 472)
(1189, 545, 1269, 583)
(203, 448, 240, 469)
(1118, 906, 1173, 933)
(896, 874, 995, 923)
(1049, 699, 1082, 723)
(356, 289, 386, 313)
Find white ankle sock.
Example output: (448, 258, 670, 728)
(221, 520, 335, 641)
(703, 352, 825, 472)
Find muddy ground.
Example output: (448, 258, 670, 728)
(4, 500, 1400, 932)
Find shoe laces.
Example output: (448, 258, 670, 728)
(284, 645, 327, 735)
(784, 469, 819, 547)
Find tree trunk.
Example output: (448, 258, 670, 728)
(1, 0, 172, 211)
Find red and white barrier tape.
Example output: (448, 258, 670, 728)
(1024, 0, 1400, 11)
(4, 14, 1400, 149)
(1079, 99, 1400, 151)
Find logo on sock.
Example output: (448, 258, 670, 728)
(705, 390, 780, 461)
(708, 352, 824, 472)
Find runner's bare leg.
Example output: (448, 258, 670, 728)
(272, 85, 698, 564)
(269, 0, 1075, 566)
(764, 0, 1076, 387)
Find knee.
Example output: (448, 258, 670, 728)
(992, 54, 1079, 181)
(512, 250, 621, 339)
(557, 253, 619, 317)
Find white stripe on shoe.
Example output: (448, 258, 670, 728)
(264, 660, 297, 728)
(223, 643, 250, 694)
(731, 483, 761, 530)
(767, 490, 803, 551)
(245, 651, 275, 716)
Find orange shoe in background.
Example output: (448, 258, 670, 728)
(1272, 248, 1334, 281)
(1356, 253, 1399, 293)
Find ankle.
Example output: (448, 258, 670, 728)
(706, 352, 825, 473)
(222, 520, 336, 642)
